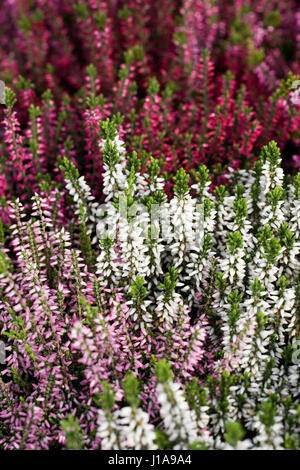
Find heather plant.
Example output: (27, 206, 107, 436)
(0, 124, 299, 448)
(1, 0, 300, 208)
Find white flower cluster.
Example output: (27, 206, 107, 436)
(97, 406, 157, 450)
(156, 380, 199, 449)
(155, 289, 184, 327)
(118, 212, 150, 282)
(65, 173, 102, 244)
(97, 409, 120, 450)
(127, 295, 153, 329)
(115, 406, 157, 450)
(167, 193, 196, 272)
(63, 139, 300, 449)
(100, 135, 127, 202)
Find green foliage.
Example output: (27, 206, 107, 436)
(284, 434, 297, 450)
(100, 381, 115, 411)
(193, 165, 211, 199)
(79, 297, 98, 326)
(5, 87, 16, 112)
(0, 218, 5, 245)
(162, 81, 176, 100)
(58, 156, 79, 180)
(31, 8, 44, 23)
(264, 10, 282, 28)
(230, 17, 251, 46)
(100, 234, 114, 251)
(124, 45, 145, 65)
(118, 5, 132, 20)
(94, 12, 107, 30)
(214, 185, 228, 201)
(86, 63, 97, 80)
(294, 173, 300, 199)
(147, 156, 161, 182)
(127, 150, 141, 173)
(260, 140, 281, 166)
(185, 378, 207, 408)
(174, 168, 189, 197)
(123, 373, 140, 408)
(2, 310, 36, 362)
(78, 203, 94, 269)
(218, 371, 238, 414)
(29, 104, 41, 122)
(224, 421, 246, 448)
(102, 140, 121, 168)
(201, 232, 213, 256)
(160, 267, 178, 300)
(155, 359, 173, 384)
(154, 428, 171, 450)
(18, 15, 32, 32)
(0, 251, 13, 275)
(233, 197, 248, 223)
(227, 289, 243, 328)
(259, 396, 277, 429)
(257, 224, 273, 244)
(74, 2, 89, 20)
(61, 414, 84, 450)
(99, 118, 118, 141)
(131, 276, 147, 303)
(215, 272, 228, 292)
(227, 231, 243, 252)
(250, 278, 264, 296)
(277, 72, 300, 99)
(147, 77, 160, 97)
(267, 187, 283, 206)
(263, 237, 281, 263)
(16, 75, 33, 91)
(133, 44, 145, 62)
(173, 31, 187, 46)
(256, 311, 268, 330)
(247, 42, 265, 67)
(278, 223, 295, 249)
(189, 441, 209, 450)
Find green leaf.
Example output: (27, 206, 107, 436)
(224, 421, 246, 448)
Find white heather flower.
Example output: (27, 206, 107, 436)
(260, 161, 284, 196)
(99, 135, 126, 154)
(100, 135, 127, 202)
(215, 437, 253, 450)
(65, 173, 101, 240)
(97, 409, 120, 450)
(118, 214, 150, 282)
(157, 381, 199, 449)
(167, 194, 197, 281)
(147, 235, 164, 282)
(249, 245, 281, 290)
(155, 291, 184, 327)
(251, 414, 284, 450)
(259, 192, 285, 230)
(289, 197, 300, 239)
(127, 297, 153, 328)
(191, 180, 211, 202)
(214, 195, 235, 253)
(96, 239, 122, 286)
(116, 406, 157, 450)
(186, 199, 216, 297)
(220, 247, 246, 289)
(102, 162, 127, 201)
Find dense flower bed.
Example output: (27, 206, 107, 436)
(0, 0, 299, 450)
